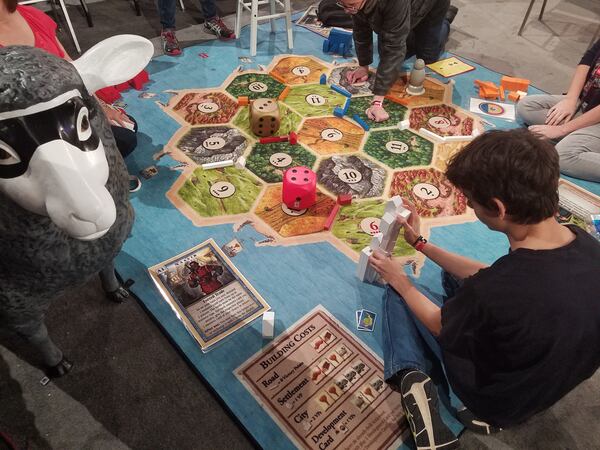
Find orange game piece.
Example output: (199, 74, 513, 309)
(500, 87, 505, 101)
(238, 96, 249, 106)
(278, 86, 291, 101)
(508, 91, 520, 102)
(269, 71, 287, 84)
(474, 79, 499, 91)
(501, 76, 530, 93)
(479, 86, 498, 100)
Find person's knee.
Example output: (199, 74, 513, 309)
(112, 126, 138, 159)
(516, 96, 535, 123)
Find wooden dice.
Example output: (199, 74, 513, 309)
(250, 98, 280, 137)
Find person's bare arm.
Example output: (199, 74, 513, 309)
(419, 243, 489, 280)
(545, 65, 589, 126)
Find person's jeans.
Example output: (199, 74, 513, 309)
(382, 271, 462, 406)
(158, 0, 218, 30)
(406, 0, 451, 63)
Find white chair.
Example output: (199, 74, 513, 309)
(235, 0, 293, 56)
(21, 0, 81, 53)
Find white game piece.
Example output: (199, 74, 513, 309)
(356, 246, 374, 282)
(235, 156, 246, 169)
(262, 311, 275, 339)
(398, 119, 410, 130)
(418, 128, 444, 142)
(202, 160, 234, 170)
(385, 196, 404, 216)
(443, 135, 475, 142)
(406, 59, 426, 96)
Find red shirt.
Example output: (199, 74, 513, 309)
(0, 6, 65, 58)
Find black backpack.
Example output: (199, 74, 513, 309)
(317, 0, 353, 28)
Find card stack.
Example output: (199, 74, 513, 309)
(355, 309, 377, 332)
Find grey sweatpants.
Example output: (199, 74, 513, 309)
(517, 94, 600, 183)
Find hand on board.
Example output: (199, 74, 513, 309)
(346, 66, 370, 85)
(102, 104, 133, 129)
(366, 105, 390, 122)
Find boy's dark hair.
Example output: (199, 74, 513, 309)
(3, 0, 18, 13)
(445, 129, 559, 224)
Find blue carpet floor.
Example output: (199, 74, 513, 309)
(114, 17, 600, 450)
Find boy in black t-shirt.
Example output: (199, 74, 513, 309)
(369, 129, 600, 450)
(518, 40, 600, 182)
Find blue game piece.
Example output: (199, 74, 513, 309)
(353, 114, 370, 131)
(331, 84, 352, 98)
(320, 74, 327, 85)
(342, 98, 351, 115)
(323, 27, 353, 57)
(334, 107, 345, 118)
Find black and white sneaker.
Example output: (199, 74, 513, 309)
(456, 408, 502, 435)
(400, 370, 460, 450)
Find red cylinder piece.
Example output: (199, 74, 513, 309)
(260, 136, 286, 144)
(289, 131, 298, 145)
(282, 166, 317, 210)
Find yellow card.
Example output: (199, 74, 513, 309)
(427, 56, 475, 78)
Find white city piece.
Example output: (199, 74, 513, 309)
(262, 311, 275, 339)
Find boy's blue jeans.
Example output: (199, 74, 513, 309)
(382, 271, 463, 408)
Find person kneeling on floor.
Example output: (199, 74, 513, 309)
(518, 39, 600, 183)
(369, 129, 600, 450)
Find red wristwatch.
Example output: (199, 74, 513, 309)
(413, 235, 428, 252)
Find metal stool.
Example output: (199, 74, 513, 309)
(518, 0, 548, 36)
(235, 0, 293, 56)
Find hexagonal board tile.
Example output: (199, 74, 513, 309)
(254, 185, 336, 237)
(317, 155, 386, 199)
(347, 96, 408, 130)
(171, 92, 238, 125)
(246, 142, 317, 183)
(177, 167, 262, 217)
(283, 84, 346, 118)
(176, 126, 247, 165)
(433, 141, 471, 172)
(363, 129, 434, 169)
(328, 66, 376, 96)
(226, 73, 285, 100)
(233, 102, 301, 138)
(410, 104, 481, 138)
(390, 168, 467, 218)
(387, 75, 448, 107)
(270, 56, 328, 85)
(332, 200, 416, 257)
(297, 117, 365, 155)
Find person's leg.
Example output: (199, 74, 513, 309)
(383, 286, 459, 450)
(157, 0, 182, 56)
(110, 116, 138, 159)
(198, 0, 217, 19)
(413, 0, 451, 63)
(157, 0, 176, 30)
(555, 124, 600, 182)
(516, 94, 564, 126)
(202, 0, 235, 38)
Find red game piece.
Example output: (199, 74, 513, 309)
(129, 70, 150, 90)
(337, 194, 352, 205)
(288, 131, 298, 145)
(323, 204, 340, 230)
(282, 166, 317, 210)
(95, 86, 121, 104)
(115, 82, 131, 92)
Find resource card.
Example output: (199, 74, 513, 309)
(236, 306, 408, 450)
(426, 56, 475, 78)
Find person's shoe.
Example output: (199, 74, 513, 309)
(204, 16, 235, 39)
(400, 370, 460, 450)
(161, 29, 182, 56)
(446, 5, 459, 24)
(456, 408, 502, 435)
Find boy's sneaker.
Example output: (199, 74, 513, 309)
(161, 29, 182, 56)
(204, 16, 235, 39)
(400, 370, 460, 450)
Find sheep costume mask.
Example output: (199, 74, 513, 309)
(0, 36, 153, 377)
